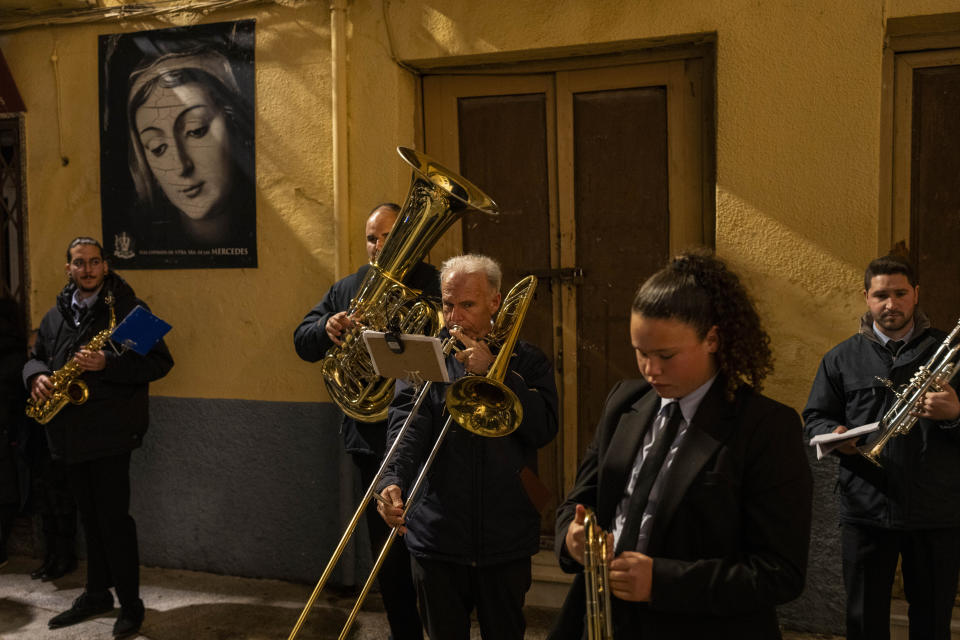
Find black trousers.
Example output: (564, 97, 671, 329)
(355, 453, 423, 640)
(410, 555, 532, 640)
(33, 443, 77, 560)
(68, 452, 140, 608)
(842, 522, 960, 640)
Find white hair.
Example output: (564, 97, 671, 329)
(440, 254, 502, 292)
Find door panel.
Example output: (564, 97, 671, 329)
(910, 64, 960, 330)
(570, 86, 670, 457)
(423, 56, 710, 538)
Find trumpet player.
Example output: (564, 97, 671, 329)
(803, 253, 960, 640)
(293, 203, 437, 640)
(377, 254, 559, 640)
(22, 237, 173, 638)
(551, 250, 812, 639)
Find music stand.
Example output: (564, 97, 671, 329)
(362, 331, 449, 388)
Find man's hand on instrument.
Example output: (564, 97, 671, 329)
(831, 425, 860, 455)
(920, 383, 960, 422)
(29, 374, 53, 404)
(74, 349, 106, 372)
(325, 311, 354, 346)
(451, 328, 494, 375)
(377, 484, 408, 535)
(609, 551, 653, 602)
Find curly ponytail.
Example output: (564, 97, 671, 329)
(632, 249, 773, 398)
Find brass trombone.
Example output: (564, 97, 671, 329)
(288, 275, 538, 640)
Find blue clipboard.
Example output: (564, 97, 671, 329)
(110, 305, 172, 355)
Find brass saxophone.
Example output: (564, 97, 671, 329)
(26, 294, 116, 425)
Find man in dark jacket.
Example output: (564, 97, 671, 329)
(294, 203, 437, 640)
(804, 254, 960, 640)
(377, 254, 559, 640)
(23, 237, 173, 638)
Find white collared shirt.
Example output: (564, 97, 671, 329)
(872, 321, 914, 348)
(70, 288, 100, 326)
(611, 374, 718, 553)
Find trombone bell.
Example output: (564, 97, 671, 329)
(446, 377, 523, 437)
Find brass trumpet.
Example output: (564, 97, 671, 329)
(861, 317, 960, 466)
(288, 276, 538, 640)
(583, 508, 614, 640)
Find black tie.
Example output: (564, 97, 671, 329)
(887, 339, 904, 355)
(615, 402, 684, 554)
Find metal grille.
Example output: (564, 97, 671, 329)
(0, 116, 26, 317)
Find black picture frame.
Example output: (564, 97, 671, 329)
(99, 20, 256, 269)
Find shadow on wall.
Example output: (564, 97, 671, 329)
(131, 397, 369, 586)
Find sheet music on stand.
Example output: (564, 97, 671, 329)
(362, 331, 449, 387)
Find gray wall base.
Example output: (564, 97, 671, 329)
(131, 397, 372, 586)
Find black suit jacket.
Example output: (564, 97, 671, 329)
(552, 377, 812, 640)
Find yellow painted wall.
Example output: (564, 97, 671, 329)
(348, 0, 960, 412)
(4, 0, 960, 410)
(1, 2, 345, 401)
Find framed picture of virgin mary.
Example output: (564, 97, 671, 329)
(99, 20, 256, 269)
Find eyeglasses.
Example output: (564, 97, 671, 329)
(70, 258, 103, 269)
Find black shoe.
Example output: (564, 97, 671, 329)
(41, 555, 77, 581)
(30, 555, 54, 580)
(48, 591, 114, 629)
(113, 599, 144, 638)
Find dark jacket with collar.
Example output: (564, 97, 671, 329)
(552, 377, 812, 640)
(293, 262, 440, 456)
(377, 331, 559, 566)
(803, 311, 960, 529)
(22, 272, 173, 464)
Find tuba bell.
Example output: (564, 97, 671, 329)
(321, 147, 498, 422)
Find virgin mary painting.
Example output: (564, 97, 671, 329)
(100, 20, 256, 269)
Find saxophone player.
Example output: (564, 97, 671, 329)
(803, 253, 960, 640)
(22, 237, 173, 638)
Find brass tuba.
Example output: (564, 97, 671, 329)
(861, 317, 960, 466)
(26, 294, 116, 425)
(321, 146, 498, 422)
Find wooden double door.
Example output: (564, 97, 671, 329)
(422, 56, 713, 540)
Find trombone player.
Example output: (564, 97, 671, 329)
(804, 253, 960, 640)
(377, 254, 559, 640)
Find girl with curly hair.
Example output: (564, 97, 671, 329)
(551, 249, 812, 640)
